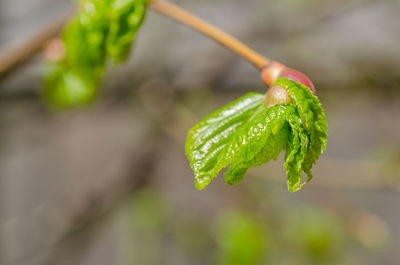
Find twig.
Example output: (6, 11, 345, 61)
(0, 10, 73, 77)
(148, 0, 270, 70)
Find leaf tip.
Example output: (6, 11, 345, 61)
(194, 176, 210, 191)
(288, 182, 305, 192)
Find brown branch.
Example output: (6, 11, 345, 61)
(0, 10, 74, 78)
(148, 0, 270, 70)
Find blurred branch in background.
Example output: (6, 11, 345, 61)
(41, 145, 159, 265)
(0, 102, 163, 265)
(0, 10, 73, 78)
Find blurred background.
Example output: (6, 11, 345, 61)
(1, 0, 400, 264)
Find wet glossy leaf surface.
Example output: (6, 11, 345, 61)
(185, 79, 328, 192)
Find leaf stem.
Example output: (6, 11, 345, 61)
(148, 0, 271, 70)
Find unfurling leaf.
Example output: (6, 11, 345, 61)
(107, 0, 148, 62)
(44, 0, 148, 108)
(185, 78, 328, 192)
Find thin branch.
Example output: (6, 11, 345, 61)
(149, 0, 270, 70)
(0, 11, 73, 77)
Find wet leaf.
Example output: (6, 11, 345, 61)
(185, 79, 328, 192)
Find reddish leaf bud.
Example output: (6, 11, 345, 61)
(278, 68, 316, 94)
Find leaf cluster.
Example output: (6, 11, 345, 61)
(44, 0, 148, 107)
(185, 78, 327, 192)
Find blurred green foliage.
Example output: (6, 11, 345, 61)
(283, 208, 345, 264)
(120, 189, 170, 265)
(119, 187, 364, 265)
(44, 0, 148, 108)
(215, 212, 266, 265)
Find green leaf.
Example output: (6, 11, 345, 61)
(44, 64, 98, 108)
(107, 0, 148, 62)
(186, 93, 264, 190)
(186, 93, 292, 190)
(185, 78, 328, 192)
(224, 105, 293, 186)
(284, 109, 309, 191)
(274, 78, 328, 190)
(44, 0, 148, 107)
